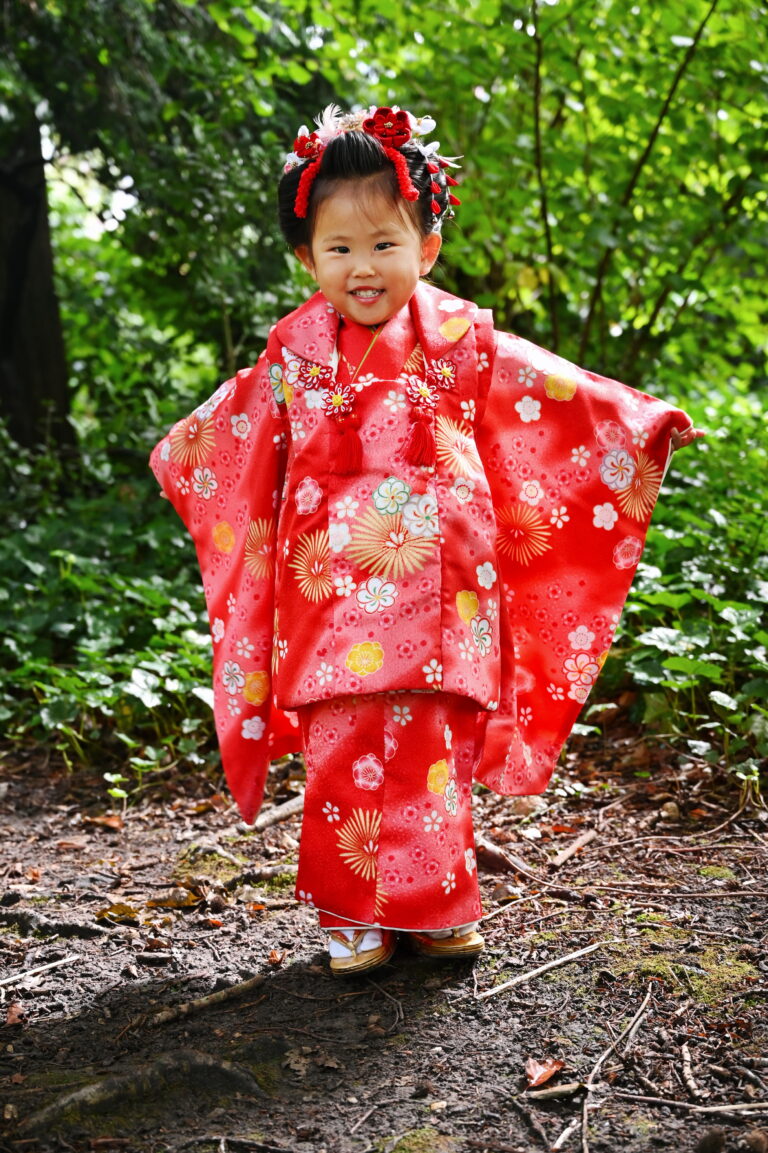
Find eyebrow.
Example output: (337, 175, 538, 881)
(320, 227, 403, 242)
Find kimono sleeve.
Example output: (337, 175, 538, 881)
(474, 330, 697, 796)
(149, 355, 299, 823)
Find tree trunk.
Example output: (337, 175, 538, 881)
(0, 104, 73, 450)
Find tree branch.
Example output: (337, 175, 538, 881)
(531, 0, 559, 350)
(578, 0, 722, 362)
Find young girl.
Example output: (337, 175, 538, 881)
(151, 104, 698, 976)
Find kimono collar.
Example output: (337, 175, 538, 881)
(273, 282, 479, 365)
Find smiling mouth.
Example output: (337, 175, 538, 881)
(350, 289, 384, 299)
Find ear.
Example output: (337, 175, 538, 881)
(294, 245, 316, 277)
(419, 232, 442, 276)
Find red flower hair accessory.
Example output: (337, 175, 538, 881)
(284, 104, 461, 223)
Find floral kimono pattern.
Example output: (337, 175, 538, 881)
(150, 282, 695, 827)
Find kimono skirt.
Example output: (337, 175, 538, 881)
(294, 690, 487, 932)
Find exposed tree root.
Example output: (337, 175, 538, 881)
(19, 1048, 265, 1134)
(0, 908, 107, 939)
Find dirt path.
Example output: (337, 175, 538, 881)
(1, 736, 766, 1153)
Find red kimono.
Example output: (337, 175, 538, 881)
(150, 282, 695, 929)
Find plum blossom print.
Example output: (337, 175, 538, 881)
(593, 503, 619, 530)
(211, 618, 225, 643)
(392, 704, 412, 726)
(568, 626, 596, 650)
(564, 652, 600, 687)
(595, 420, 626, 449)
(192, 467, 218, 499)
(334, 575, 355, 597)
(230, 413, 252, 438)
(222, 660, 245, 695)
(515, 396, 541, 423)
(441, 871, 457, 894)
(328, 522, 351, 553)
(613, 536, 644, 570)
(551, 506, 569, 528)
(345, 641, 384, 677)
(571, 445, 591, 465)
(423, 809, 444, 833)
(443, 779, 459, 816)
(520, 479, 544, 506)
(402, 493, 439, 538)
(476, 562, 497, 589)
(372, 476, 411, 514)
(323, 802, 340, 823)
(600, 449, 637, 491)
(423, 659, 443, 685)
(356, 576, 398, 614)
(465, 848, 477, 874)
(451, 477, 475, 504)
(471, 615, 492, 657)
(241, 716, 266, 740)
(352, 753, 384, 791)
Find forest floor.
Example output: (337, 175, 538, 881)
(0, 729, 766, 1153)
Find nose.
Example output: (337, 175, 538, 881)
(351, 255, 376, 279)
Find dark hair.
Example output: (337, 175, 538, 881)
(277, 130, 452, 250)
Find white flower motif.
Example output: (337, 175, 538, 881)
(601, 449, 636, 491)
(551, 505, 570, 528)
(519, 706, 533, 725)
(335, 496, 359, 519)
(519, 479, 544, 506)
(548, 683, 565, 701)
(515, 396, 541, 423)
(192, 466, 218, 499)
(568, 626, 596, 650)
(451, 477, 475, 505)
(443, 780, 458, 817)
(486, 597, 498, 621)
(322, 802, 340, 823)
(458, 639, 474, 661)
(464, 848, 476, 875)
(476, 561, 497, 589)
(571, 445, 591, 465)
(373, 476, 411, 514)
(423, 809, 444, 833)
(518, 366, 537, 388)
(423, 659, 443, 685)
(277, 639, 288, 661)
(471, 616, 493, 657)
(383, 389, 407, 413)
(176, 475, 190, 495)
(316, 661, 334, 686)
(222, 660, 245, 695)
(160, 440, 171, 461)
(230, 413, 251, 438)
(593, 502, 619, 530)
(329, 522, 351, 553)
(444, 723, 452, 750)
(477, 351, 489, 371)
(352, 753, 384, 791)
(392, 704, 413, 726)
(356, 576, 398, 613)
(241, 716, 266, 740)
(460, 399, 477, 422)
(438, 299, 466, 313)
(227, 593, 237, 614)
(236, 637, 255, 659)
(304, 389, 325, 410)
(564, 651, 600, 686)
(402, 493, 440, 538)
(227, 698, 241, 717)
(211, 618, 225, 643)
(441, 871, 457, 894)
(334, 575, 356, 597)
(297, 890, 314, 906)
(631, 426, 649, 448)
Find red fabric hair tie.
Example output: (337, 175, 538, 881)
(382, 147, 420, 202)
(295, 157, 323, 219)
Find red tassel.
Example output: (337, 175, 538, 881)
(430, 181, 441, 194)
(427, 162, 440, 174)
(335, 414, 363, 475)
(404, 411, 435, 467)
(431, 198, 441, 215)
(449, 194, 461, 206)
(446, 174, 459, 187)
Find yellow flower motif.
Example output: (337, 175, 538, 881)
(345, 641, 384, 677)
(212, 521, 236, 554)
(427, 759, 449, 795)
(243, 670, 270, 706)
(544, 375, 578, 401)
(438, 316, 471, 342)
(456, 589, 479, 623)
(284, 382, 295, 405)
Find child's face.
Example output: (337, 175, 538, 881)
(295, 183, 441, 327)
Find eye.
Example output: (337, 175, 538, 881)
(330, 245, 350, 254)
(374, 241, 394, 251)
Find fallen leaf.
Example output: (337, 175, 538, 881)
(56, 836, 88, 851)
(146, 889, 202, 909)
(10, 1073, 25, 1084)
(246, 902, 266, 914)
(268, 949, 285, 967)
(193, 794, 228, 814)
(83, 814, 125, 831)
(5, 1003, 26, 1027)
(95, 903, 140, 925)
(525, 1056, 565, 1088)
(24, 867, 41, 882)
(203, 918, 223, 928)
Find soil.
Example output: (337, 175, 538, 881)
(0, 730, 766, 1153)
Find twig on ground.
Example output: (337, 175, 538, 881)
(349, 1097, 400, 1135)
(551, 1117, 581, 1149)
(241, 793, 305, 833)
(612, 1091, 768, 1115)
(0, 952, 80, 988)
(476, 941, 612, 1001)
(551, 830, 597, 869)
(117, 974, 267, 1037)
(681, 1042, 704, 1099)
(503, 1094, 552, 1149)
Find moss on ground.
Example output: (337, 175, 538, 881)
(698, 865, 737, 880)
(377, 1127, 458, 1153)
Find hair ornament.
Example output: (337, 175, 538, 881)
(283, 103, 461, 222)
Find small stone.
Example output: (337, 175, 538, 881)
(695, 1127, 725, 1153)
(660, 801, 681, 821)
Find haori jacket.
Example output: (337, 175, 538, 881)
(150, 281, 696, 823)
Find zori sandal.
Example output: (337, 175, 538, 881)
(328, 927, 396, 976)
(409, 924, 485, 958)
